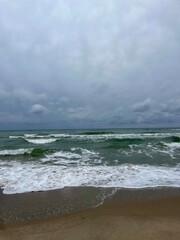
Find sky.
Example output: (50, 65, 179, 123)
(0, 0, 180, 130)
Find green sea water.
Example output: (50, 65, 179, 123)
(0, 128, 180, 194)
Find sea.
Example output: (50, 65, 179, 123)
(0, 128, 180, 194)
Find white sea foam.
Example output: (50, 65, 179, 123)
(156, 142, 180, 158)
(118, 141, 180, 159)
(163, 142, 180, 149)
(25, 138, 58, 144)
(0, 161, 180, 194)
(24, 134, 37, 138)
(0, 149, 32, 156)
(41, 148, 101, 165)
(41, 151, 82, 164)
(9, 136, 23, 139)
(71, 147, 98, 155)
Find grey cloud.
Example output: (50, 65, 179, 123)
(0, 112, 26, 124)
(66, 106, 93, 119)
(0, 0, 180, 129)
(59, 97, 70, 103)
(0, 87, 46, 102)
(0, 89, 10, 99)
(132, 98, 152, 112)
(30, 104, 47, 114)
(161, 99, 180, 115)
(12, 89, 47, 102)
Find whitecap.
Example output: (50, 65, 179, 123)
(25, 138, 57, 144)
(41, 151, 82, 164)
(24, 134, 37, 138)
(163, 142, 180, 149)
(0, 149, 32, 156)
(9, 136, 23, 139)
(41, 148, 101, 165)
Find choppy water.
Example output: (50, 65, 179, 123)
(0, 128, 180, 194)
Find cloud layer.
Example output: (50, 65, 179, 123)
(0, 0, 180, 129)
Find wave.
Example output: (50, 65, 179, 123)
(41, 148, 100, 165)
(9, 133, 180, 143)
(107, 138, 143, 142)
(163, 142, 180, 149)
(25, 138, 58, 144)
(71, 147, 98, 155)
(0, 149, 32, 156)
(49, 134, 71, 138)
(69, 133, 180, 142)
(100, 138, 143, 150)
(79, 131, 114, 135)
(24, 134, 38, 138)
(9, 136, 23, 139)
(0, 148, 49, 157)
(30, 148, 49, 157)
(1, 161, 180, 194)
(171, 136, 180, 142)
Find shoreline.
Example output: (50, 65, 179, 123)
(1, 187, 180, 239)
(1, 186, 180, 223)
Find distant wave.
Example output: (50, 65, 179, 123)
(9, 136, 23, 139)
(79, 131, 114, 135)
(25, 138, 58, 144)
(9, 133, 180, 142)
(68, 133, 180, 141)
(99, 138, 143, 150)
(24, 134, 38, 138)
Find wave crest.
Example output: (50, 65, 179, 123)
(0, 149, 32, 156)
(25, 138, 58, 144)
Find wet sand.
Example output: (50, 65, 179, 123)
(1, 187, 180, 240)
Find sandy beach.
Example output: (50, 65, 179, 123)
(1, 187, 180, 240)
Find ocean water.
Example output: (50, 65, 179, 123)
(0, 128, 180, 194)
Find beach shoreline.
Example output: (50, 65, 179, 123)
(1, 187, 180, 239)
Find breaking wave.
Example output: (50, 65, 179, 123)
(0, 149, 32, 156)
(0, 148, 48, 157)
(25, 138, 58, 144)
(0, 161, 180, 194)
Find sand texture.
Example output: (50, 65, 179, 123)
(1, 187, 180, 240)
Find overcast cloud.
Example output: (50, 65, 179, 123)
(0, 0, 180, 129)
